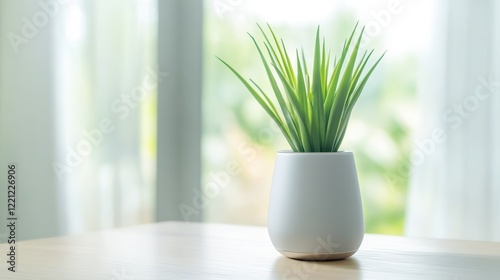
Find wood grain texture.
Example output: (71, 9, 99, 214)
(0, 222, 499, 279)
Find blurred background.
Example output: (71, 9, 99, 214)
(1, 0, 499, 242)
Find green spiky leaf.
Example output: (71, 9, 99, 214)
(219, 23, 384, 152)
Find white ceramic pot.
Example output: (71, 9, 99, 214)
(267, 151, 364, 261)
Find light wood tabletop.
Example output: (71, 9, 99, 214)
(0, 221, 499, 279)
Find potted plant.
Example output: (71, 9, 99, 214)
(219, 23, 384, 261)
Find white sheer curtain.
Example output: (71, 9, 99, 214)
(54, 0, 158, 234)
(0, 0, 61, 241)
(0, 0, 157, 240)
(406, 0, 500, 241)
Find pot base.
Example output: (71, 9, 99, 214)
(278, 249, 357, 261)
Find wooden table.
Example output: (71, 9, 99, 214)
(1, 222, 499, 279)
